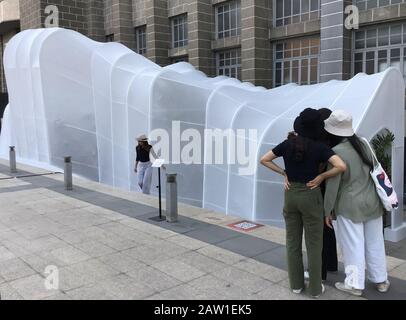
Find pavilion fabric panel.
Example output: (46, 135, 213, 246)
(1, 28, 404, 240)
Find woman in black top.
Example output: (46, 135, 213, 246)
(134, 134, 157, 194)
(260, 108, 346, 298)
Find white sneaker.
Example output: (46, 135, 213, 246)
(292, 288, 303, 294)
(376, 280, 390, 293)
(335, 282, 363, 296)
(311, 283, 325, 299)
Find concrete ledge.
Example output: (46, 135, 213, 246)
(359, 4, 406, 26)
(211, 36, 241, 51)
(385, 223, 406, 242)
(168, 46, 189, 58)
(270, 20, 320, 41)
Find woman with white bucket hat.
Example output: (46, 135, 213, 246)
(323, 110, 390, 296)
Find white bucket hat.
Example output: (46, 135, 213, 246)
(324, 110, 355, 137)
(136, 134, 148, 142)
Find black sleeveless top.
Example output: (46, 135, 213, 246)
(136, 145, 152, 163)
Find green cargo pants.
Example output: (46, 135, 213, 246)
(283, 182, 324, 296)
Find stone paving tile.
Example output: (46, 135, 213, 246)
(166, 234, 210, 251)
(97, 274, 156, 300)
(20, 252, 61, 274)
(47, 245, 92, 265)
(97, 252, 147, 273)
(0, 282, 24, 300)
(64, 273, 156, 301)
(183, 225, 241, 245)
(253, 246, 287, 270)
(60, 259, 120, 291)
(390, 262, 406, 280)
(0, 245, 16, 262)
(8, 274, 61, 300)
(127, 266, 182, 293)
(52, 229, 93, 245)
(233, 259, 288, 284)
(254, 284, 311, 300)
(66, 284, 118, 300)
(122, 245, 174, 265)
(145, 283, 207, 300)
(0, 258, 37, 282)
(214, 266, 274, 294)
(152, 259, 207, 282)
(115, 218, 180, 239)
(176, 251, 228, 273)
(42, 292, 72, 300)
(72, 240, 116, 258)
(216, 235, 280, 258)
(1, 161, 406, 300)
(187, 274, 257, 300)
(197, 245, 247, 265)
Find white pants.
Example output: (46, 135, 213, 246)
(336, 215, 388, 290)
(137, 161, 153, 194)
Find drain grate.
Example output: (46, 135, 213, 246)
(227, 220, 264, 232)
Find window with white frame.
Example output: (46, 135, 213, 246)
(135, 26, 147, 55)
(171, 14, 188, 48)
(216, 0, 241, 39)
(353, 23, 406, 83)
(275, 0, 320, 27)
(274, 37, 320, 87)
(354, 0, 405, 11)
(217, 49, 241, 80)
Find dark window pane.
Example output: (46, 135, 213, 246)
(276, 0, 284, 18)
(301, 0, 309, 12)
(310, 0, 318, 11)
(284, 0, 291, 16)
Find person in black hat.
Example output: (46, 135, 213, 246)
(260, 108, 346, 298)
(298, 108, 339, 283)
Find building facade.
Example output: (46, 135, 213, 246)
(1, 0, 406, 91)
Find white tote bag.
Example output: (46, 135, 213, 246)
(362, 138, 399, 211)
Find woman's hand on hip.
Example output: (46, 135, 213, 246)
(306, 174, 324, 189)
(325, 215, 334, 229)
(284, 176, 291, 191)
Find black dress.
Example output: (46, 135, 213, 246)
(320, 178, 338, 280)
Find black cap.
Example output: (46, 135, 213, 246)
(293, 108, 323, 140)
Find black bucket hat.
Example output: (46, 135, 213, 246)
(293, 108, 323, 140)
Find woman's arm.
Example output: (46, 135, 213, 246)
(260, 150, 290, 190)
(307, 155, 346, 189)
(150, 146, 166, 170)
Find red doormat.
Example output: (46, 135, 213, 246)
(228, 220, 264, 232)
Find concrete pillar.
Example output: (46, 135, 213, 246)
(319, 0, 352, 82)
(9, 146, 16, 173)
(188, 0, 215, 77)
(166, 173, 178, 223)
(111, 0, 136, 50)
(87, 0, 105, 42)
(241, 0, 272, 88)
(145, 0, 171, 66)
(64, 156, 73, 190)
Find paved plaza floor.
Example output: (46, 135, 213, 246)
(0, 159, 405, 300)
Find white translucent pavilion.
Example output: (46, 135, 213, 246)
(1, 28, 405, 241)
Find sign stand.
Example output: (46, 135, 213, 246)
(149, 159, 166, 222)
